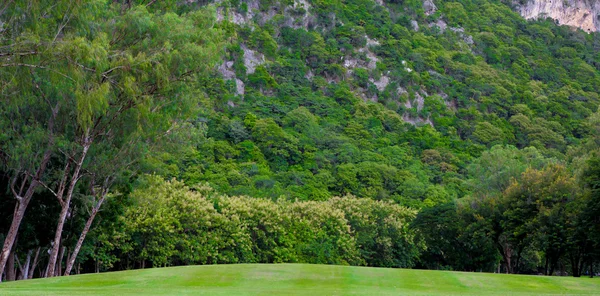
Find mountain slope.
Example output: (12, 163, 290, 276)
(154, 0, 600, 204)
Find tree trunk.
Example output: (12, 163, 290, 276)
(514, 247, 524, 274)
(54, 246, 65, 277)
(571, 253, 582, 277)
(64, 194, 106, 276)
(28, 248, 40, 279)
(0, 193, 33, 281)
(15, 255, 22, 280)
(6, 249, 15, 281)
(46, 141, 90, 277)
(549, 254, 560, 276)
(21, 250, 32, 280)
(503, 252, 512, 274)
(0, 106, 56, 282)
(15, 251, 31, 280)
(44, 260, 49, 278)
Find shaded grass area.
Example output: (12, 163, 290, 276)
(1, 264, 599, 295)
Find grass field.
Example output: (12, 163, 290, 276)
(1, 264, 599, 295)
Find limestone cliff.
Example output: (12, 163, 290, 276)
(517, 0, 600, 32)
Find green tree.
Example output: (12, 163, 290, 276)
(0, 1, 224, 278)
(503, 164, 578, 275)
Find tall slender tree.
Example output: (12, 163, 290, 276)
(1, 0, 224, 279)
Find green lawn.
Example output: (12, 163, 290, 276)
(1, 264, 599, 295)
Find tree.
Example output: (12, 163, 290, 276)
(467, 145, 549, 196)
(575, 155, 600, 277)
(412, 202, 497, 271)
(0, 0, 82, 279)
(467, 145, 551, 274)
(0, 1, 224, 278)
(503, 164, 578, 275)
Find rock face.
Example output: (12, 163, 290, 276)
(517, 0, 600, 32)
(423, 0, 437, 16)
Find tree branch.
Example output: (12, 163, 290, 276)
(0, 63, 75, 82)
(51, 0, 74, 45)
(0, 0, 14, 17)
(0, 51, 37, 57)
(56, 160, 72, 203)
(18, 172, 29, 196)
(35, 179, 58, 197)
(10, 176, 23, 202)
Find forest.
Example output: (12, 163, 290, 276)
(1, 0, 600, 282)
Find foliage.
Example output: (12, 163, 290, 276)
(104, 176, 418, 268)
(3, 0, 600, 279)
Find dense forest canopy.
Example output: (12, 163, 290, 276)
(1, 0, 600, 281)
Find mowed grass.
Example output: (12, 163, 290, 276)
(1, 264, 599, 295)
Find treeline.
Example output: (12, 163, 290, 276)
(86, 176, 418, 270)
(413, 146, 600, 276)
(54, 148, 600, 277)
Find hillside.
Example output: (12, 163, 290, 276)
(2, 264, 600, 295)
(166, 0, 600, 204)
(1, 0, 600, 282)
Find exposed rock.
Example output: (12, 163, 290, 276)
(344, 58, 359, 69)
(429, 19, 447, 32)
(235, 78, 245, 95)
(425, 117, 434, 127)
(218, 61, 236, 79)
(365, 51, 379, 70)
(427, 70, 442, 77)
(283, 0, 316, 29)
(366, 37, 380, 47)
(370, 75, 390, 92)
(445, 99, 457, 111)
(411, 20, 420, 31)
(397, 87, 408, 96)
(305, 69, 314, 80)
(217, 61, 245, 95)
(450, 27, 474, 45)
(402, 113, 434, 127)
(215, 0, 260, 26)
(216, 0, 313, 28)
(415, 92, 425, 111)
(423, 0, 437, 16)
(356, 37, 380, 70)
(216, 7, 225, 22)
(449, 27, 465, 33)
(396, 87, 411, 108)
(343, 36, 381, 72)
(435, 91, 456, 111)
(517, 0, 600, 32)
(242, 45, 265, 74)
(463, 34, 474, 45)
